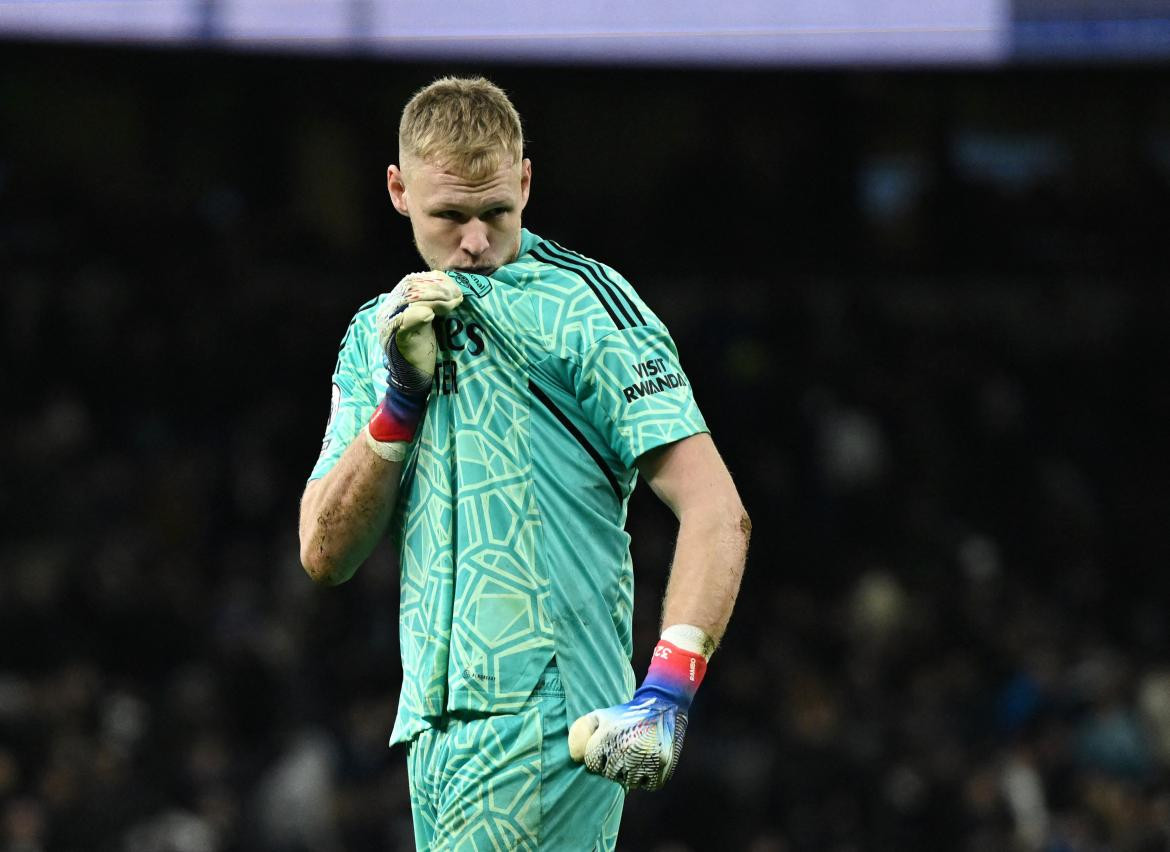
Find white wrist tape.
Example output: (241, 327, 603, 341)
(660, 624, 716, 661)
(364, 426, 409, 462)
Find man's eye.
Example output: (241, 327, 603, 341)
(437, 211, 462, 221)
(483, 208, 507, 219)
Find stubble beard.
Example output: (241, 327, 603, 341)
(412, 237, 517, 278)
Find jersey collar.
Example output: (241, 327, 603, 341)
(517, 228, 541, 260)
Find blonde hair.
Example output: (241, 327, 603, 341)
(399, 77, 524, 179)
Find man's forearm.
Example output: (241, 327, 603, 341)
(299, 435, 403, 585)
(569, 473, 750, 790)
(659, 498, 751, 644)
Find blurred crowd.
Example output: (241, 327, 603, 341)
(3, 45, 1170, 852)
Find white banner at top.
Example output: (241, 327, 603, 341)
(0, 0, 1010, 65)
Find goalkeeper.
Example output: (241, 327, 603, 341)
(299, 77, 750, 850)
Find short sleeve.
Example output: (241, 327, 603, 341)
(308, 315, 378, 481)
(574, 324, 708, 469)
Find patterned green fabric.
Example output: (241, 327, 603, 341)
(407, 665, 624, 851)
(309, 229, 708, 745)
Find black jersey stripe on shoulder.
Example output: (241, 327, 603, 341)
(338, 295, 380, 350)
(547, 240, 646, 327)
(530, 245, 626, 330)
(538, 242, 639, 329)
(529, 379, 623, 503)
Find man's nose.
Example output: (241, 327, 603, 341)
(460, 222, 490, 257)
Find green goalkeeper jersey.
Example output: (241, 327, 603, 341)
(310, 229, 708, 745)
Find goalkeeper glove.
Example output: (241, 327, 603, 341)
(365, 271, 462, 461)
(568, 624, 714, 791)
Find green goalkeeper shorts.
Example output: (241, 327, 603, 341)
(406, 663, 625, 851)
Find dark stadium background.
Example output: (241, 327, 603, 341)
(3, 42, 1170, 852)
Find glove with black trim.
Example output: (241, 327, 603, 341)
(365, 271, 462, 460)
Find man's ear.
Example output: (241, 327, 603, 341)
(387, 165, 410, 217)
(519, 158, 532, 212)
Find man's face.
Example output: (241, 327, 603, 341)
(387, 154, 531, 275)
